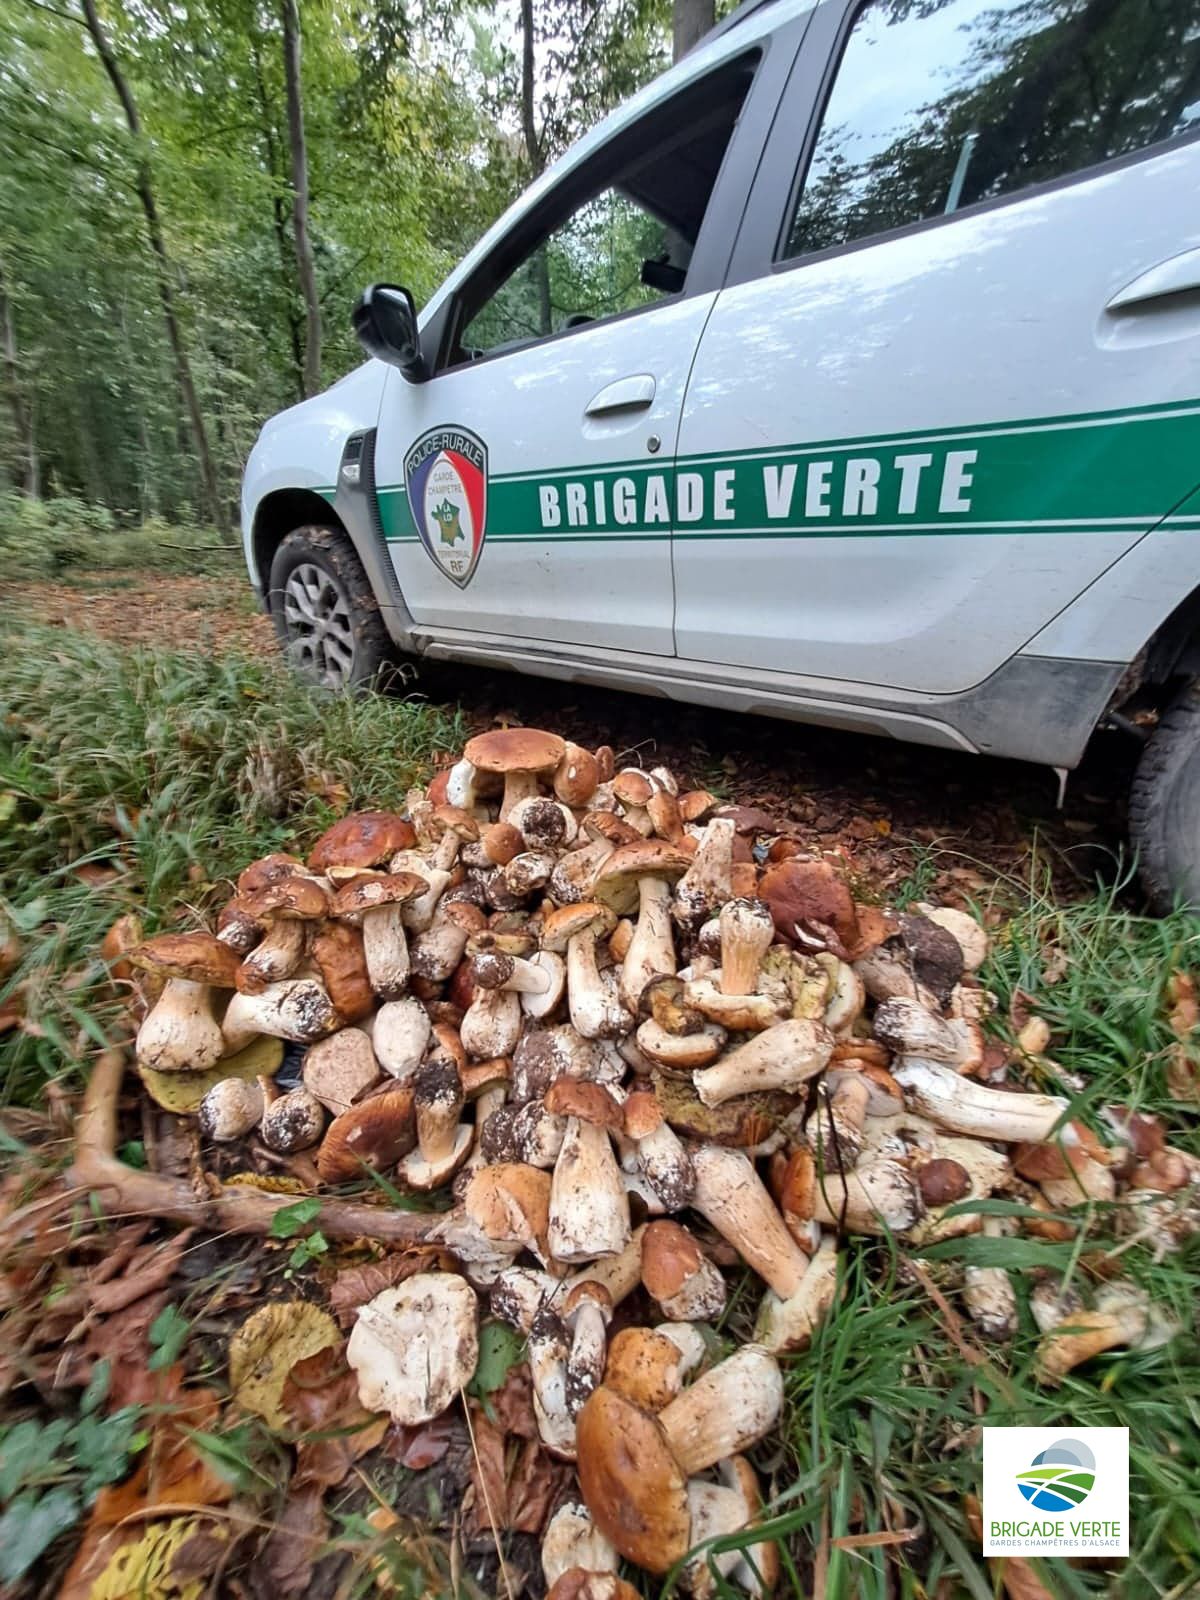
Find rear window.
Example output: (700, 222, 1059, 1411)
(784, 0, 1200, 260)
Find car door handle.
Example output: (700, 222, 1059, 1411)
(1106, 248, 1200, 312)
(585, 375, 656, 416)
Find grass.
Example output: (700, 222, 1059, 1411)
(0, 622, 463, 1104)
(0, 491, 239, 580)
(1, 617, 1199, 1597)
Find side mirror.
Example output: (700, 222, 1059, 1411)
(352, 283, 427, 381)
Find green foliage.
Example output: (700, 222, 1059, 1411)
(270, 1196, 324, 1238)
(0, 621, 463, 1103)
(148, 1304, 193, 1371)
(468, 1320, 526, 1409)
(0, 490, 233, 578)
(0, 1370, 148, 1584)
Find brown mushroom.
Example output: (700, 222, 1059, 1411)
(131, 933, 240, 1073)
(316, 1086, 416, 1184)
(593, 841, 692, 1012)
(330, 872, 427, 999)
(641, 1219, 726, 1322)
(307, 811, 416, 874)
(463, 728, 566, 820)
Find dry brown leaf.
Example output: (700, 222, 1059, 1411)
(89, 1230, 195, 1315)
(386, 1413, 460, 1470)
(1167, 971, 1199, 1036)
(327, 1248, 455, 1327)
(228, 1302, 340, 1430)
(484, 1360, 539, 1440)
(466, 1403, 509, 1533)
(284, 1341, 387, 1486)
(507, 1439, 568, 1534)
(63, 1515, 227, 1600)
(253, 1484, 329, 1595)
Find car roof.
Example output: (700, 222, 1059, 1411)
(420, 0, 815, 326)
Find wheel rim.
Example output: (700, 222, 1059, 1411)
(281, 562, 357, 689)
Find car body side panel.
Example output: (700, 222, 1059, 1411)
(240, 362, 388, 569)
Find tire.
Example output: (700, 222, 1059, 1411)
(267, 525, 395, 691)
(1129, 679, 1200, 911)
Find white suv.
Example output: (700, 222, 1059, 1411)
(241, 0, 1200, 906)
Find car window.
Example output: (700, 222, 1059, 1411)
(447, 55, 757, 367)
(784, 0, 1200, 260)
(462, 190, 672, 357)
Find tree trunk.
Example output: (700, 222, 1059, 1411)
(281, 0, 322, 397)
(519, 0, 552, 335)
(673, 0, 715, 62)
(79, 0, 229, 538)
(0, 262, 39, 496)
(251, 37, 306, 401)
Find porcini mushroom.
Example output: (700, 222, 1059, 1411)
(260, 1086, 326, 1152)
(545, 1079, 630, 1262)
(690, 1145, 809, 1299)
(641, 1220, 726, 1322)
(603, 1325, 701, 1410)
(554, 744, 601, 808)
(755, 1234, 840, 1353)
(308, 811, 416, 876)
(594, 841, 692, 1013)
(543, 903, 631, 1040)
(463, 728, 566, 820)
(302, 1026, 382, 1114)
(719, 899, 775, 995)
(673, 818, 735, 934)
(622, 1091, 695, 1210)
(542, 1504, 618, 1590)
(529, 1305, 577, 1456)
(330, 872, 427, 999)
(370, 996, 432, 1082)
(400, 1056, 473, 1190)
(1033, 1280, 1174, 1385)
(563, 1280, 614, 1413)
(692, 1018, 834, 1107)
(575, 1347, 783, 1573)
(220, 977, 339, 1053)
(198, 1077, 265, 1141)
(348, 1274, 479, 1423)
(891, 1057, 1070, 1143)
(131, 933, 240, 1073)
(316, 1086, 416, 1183)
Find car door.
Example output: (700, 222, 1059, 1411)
(371, 50, 771, 657)
(672, 0, 1200, 695)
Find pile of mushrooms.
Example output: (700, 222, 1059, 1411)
(121, 727, 1194, 1595)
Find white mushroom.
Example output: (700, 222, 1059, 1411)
(259, 1087, 326, 1152)
(693, 1019, 834, 1107)
(542, 1503, 619, 1590)
(369, 996, 432, 1082)
(892, 1057, 1071, 1143)
(221, 978, 339, 1052)
(546, 1080, 630, 1263)
(348, 1274, 479, 1423)
(198, 1077, 265, 1141)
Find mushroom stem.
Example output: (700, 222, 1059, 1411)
(238, 920, 306, 992)
(719, 899, 775, 996)
(415, 1060, 465, 1164)
(674, 818, 734, 933)
(220, 978, 339, 1052)
(567, 928, 631, 1040)
(620, 875, 677, 1013)
(529, 1307, 577, 1457)
(657, 1345, 784, 1475)
(1033, 1284, 1152, 1385)
(137, 978, 224, 1072)
(693, 1019, 834, 1107)
(755, 1235, 841, 1352)
(549, 1118, 631, 1263)
(362, 902, 410, 998)
(891, 1058, 1070, 1143)
(690, 1145, 809, 1299)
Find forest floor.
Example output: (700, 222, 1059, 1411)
(4, 565, 1139, 903)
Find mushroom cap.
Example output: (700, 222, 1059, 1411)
(131, 932, 241, 987)
(330, 872, 428, 919)
(316, 1086, 416, 1183)
(759, 858, 861, 952)
(302, 1027, 382, 1113)
(259, 1087, 326, 1152)
(915, 1157, 971, 1207)
(603, 1326, 688, 1411)
(481, 822, 525, 865)
(236, 852, 306, 895)
(348, 1273, 479, 1424)
(198, 1076, 265, 1141)
(553, 744, 601, 808)
(239, 876, 331, 922)
(464, 1162, 551, 1244)
(563, 1279, 613, 1322)
(575, 1386, 690, 1571)
(544, 1078, 624, 1130)
(309, 921, 374, 1024)
(623, 1090, 665, 1141)
(464, 727, 565, 774)
(641, 1220, 707, 1302)
(542, 902, 617, 951)
(613, 770, 653, 807)
(431, 804, 481, 842)
(307, 811, 417, 872)
(593, 842, 693, 913)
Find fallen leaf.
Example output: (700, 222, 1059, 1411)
(80, 1290, 172, 1409)
(387, 1413, 459, 1469)
(228, 1302, 340, 1430)
(1167, 971, 1199, 1036)
(481, 1359, 538, 1440)
(1165, 1044, 1200, 1104)
(253, 1484, 329, 1595)
(328, 1248, 454, 1327)
(465, 1403, 509, 1533)
(284, 1341, 387, 1487)
(89, 1230, 195, 1316)
(964, 1494, 1055, 1600)
(507, 1438, 567, 1534)
(88, 1385, 232, 1527)
(65, 1514, 226, 1600)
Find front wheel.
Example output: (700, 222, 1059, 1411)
(1129, 680, 1200, 911)
(267, 525, 395, 691)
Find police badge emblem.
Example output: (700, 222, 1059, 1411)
(403, 426, 488, 589)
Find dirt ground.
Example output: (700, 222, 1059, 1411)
(7, 568, 1140, 899)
